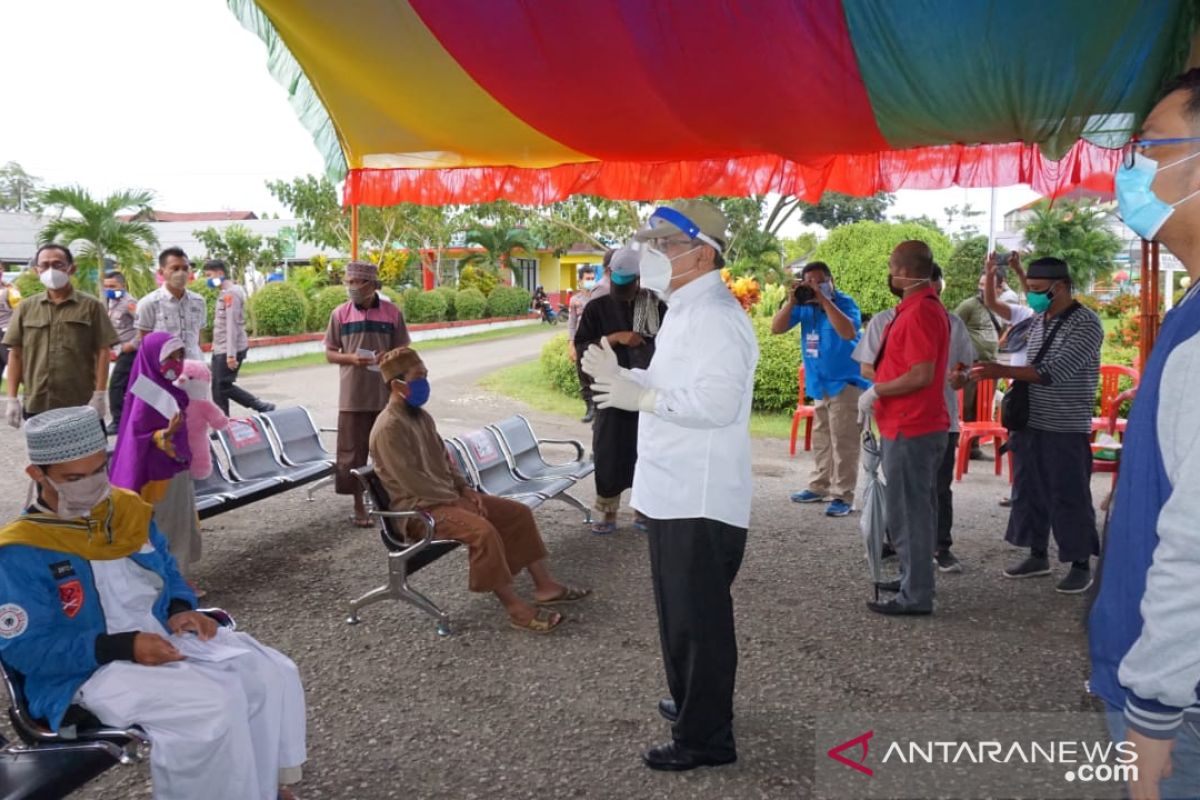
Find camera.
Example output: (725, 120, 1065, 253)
(793, 284, 817, 304)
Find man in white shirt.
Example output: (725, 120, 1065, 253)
(135, 248, 207, 360)
(582, 200, 758, 772)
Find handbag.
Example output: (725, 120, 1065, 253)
(1001, 303, 1079, 432)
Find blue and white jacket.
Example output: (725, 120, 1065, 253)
(0, 520, 195, 730)
(1090, 291, 1200, 739)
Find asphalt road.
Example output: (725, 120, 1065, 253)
(0, 328, 1113, 800)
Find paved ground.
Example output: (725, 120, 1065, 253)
(0, 329, 1113, 799)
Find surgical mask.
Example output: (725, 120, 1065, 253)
(347, 286, 371, 305)
(161, 358, 183, 381)
(1027, 285, 1056, 313)
(638, 243, 700, 297)
(1115, 151, 1200, 241)
(166, 271, 189, 290)
(207, 277, 223, 289)
(403, 378, 431, 407)
(45, 471, 112, 519)
(818, 282, 834, 300)
(582, 280, 595, 291)
(105, 288, 124, 300)
(40, 268, 70, 290)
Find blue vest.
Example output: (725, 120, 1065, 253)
(1089, 296, 1200, 709)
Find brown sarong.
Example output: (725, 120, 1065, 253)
(425, 494, 548, 592)
(336, 410, 381, 494)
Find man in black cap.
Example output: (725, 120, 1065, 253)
(970, 257, 1103, 594)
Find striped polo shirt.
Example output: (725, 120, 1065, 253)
(1026, 302, 1103, 434)
(324, 294, 410, 412)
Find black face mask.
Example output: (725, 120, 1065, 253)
(887, 276, 904, 299)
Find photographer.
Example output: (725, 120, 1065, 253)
(771, 261, 867, 517)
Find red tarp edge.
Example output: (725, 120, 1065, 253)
(343, 140, 1119, 207)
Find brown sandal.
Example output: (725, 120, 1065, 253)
(349, 515, 372, 528)
(510, 608, 564, 634)
(536, 586, 591, 606)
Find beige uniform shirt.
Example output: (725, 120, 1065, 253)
(212, 283, 249, 355)
(107, 292, 139, 354)
(135, 287, 206, 360)
(2, 289, 117, 414)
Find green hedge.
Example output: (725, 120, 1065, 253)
(402, 288, 448, 323)
(13, 271, 42, 299)
(540, 334, 580, 396)
(537, 320, 802, 414)
(248, 282, 308, 336)
(432, 286, 457, 321)
(308, 285, 347, 332)
(486, 285, 532, 318)
(380, 287, 405, 308)
(455, 288, 487, 320)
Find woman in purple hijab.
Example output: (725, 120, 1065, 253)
(109, 331, 202, 578)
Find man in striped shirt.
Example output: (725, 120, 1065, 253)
(970, 257, 1103, 594)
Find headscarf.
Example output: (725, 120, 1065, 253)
(109, 331, 191, 492)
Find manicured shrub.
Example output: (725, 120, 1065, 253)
(486, 285, 532, 318)
(455, 288, 487, 321)
(13, 271, 43, 300)
(380, 287, 405, 308)
(1104, 292, 1139, 319)
(402, 288, 448, 323)
(247, 282, 308, 336)
(752, 318, 803, 412)
(540, 334, 580, 396)
(308, 285, 348, 331)
(458, 264, 497, 296)
(432, 286, 457, 321)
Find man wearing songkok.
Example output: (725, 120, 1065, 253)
(368, 347, 589, 634)
(0, 406, 306, 800)
(325, 260, 410, 528)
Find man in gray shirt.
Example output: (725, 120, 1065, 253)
(204, 260, 273, 415)
(135, 247, 207, 360)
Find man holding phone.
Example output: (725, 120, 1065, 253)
(771, 261, 866, 517)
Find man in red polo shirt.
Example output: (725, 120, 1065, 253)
(858, 240, 950, 616)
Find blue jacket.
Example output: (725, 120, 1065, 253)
(1089, 293, 1200, 739)
(789, 291, 869, 400)
(0, 520, 195, 730)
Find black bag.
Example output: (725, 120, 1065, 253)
(1001, 303, 1080, 432)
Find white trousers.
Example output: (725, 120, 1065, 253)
(75, 630, 306, 800)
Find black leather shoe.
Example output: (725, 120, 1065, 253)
(866, 599, 932, 616)
(641, 741, 736, 771)
(581, 404, 595, 424)
(874, 579, 901, 593)
(255, 401, 277, 413)
(658, 699, 678, 723)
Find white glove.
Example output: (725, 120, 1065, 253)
(592, 373, 657, 413)
(89, 390, 108, 421)
(6, 396, 22, 429)
(857, 386, 879, 426)
(581, 336, 622, 382)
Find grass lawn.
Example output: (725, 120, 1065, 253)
(238, 323, 542, 377)
(479, 360, 795, 440)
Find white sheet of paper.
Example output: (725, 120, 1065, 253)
(129, 374, 179, 421)
(170, 630, 250, 662)
(356, 348, 381, 372)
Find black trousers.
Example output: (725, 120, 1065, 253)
(1004, 429, 1099, 563)
(935, 433, 959, 553)
(108, 350, 136, 429)
(211, 350, 262, 416)
(646, 516, 746, 758)
(575, 359, 593, 406)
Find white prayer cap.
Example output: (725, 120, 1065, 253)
(25, 406, 107, 465)
(159, 336, 185, 362)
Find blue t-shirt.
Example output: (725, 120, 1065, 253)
(789, 290, 869, 400)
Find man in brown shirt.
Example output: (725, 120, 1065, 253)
(325, 261, 410, 526)
(4, 244, 117, 427)
(369, 347, 589, 633)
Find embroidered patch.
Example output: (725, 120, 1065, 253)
(49, 560, 76, 580)
(0, 604, 29, 638)
(58, 580, 84, 619)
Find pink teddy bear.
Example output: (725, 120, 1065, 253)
(174, 360, 229, 480)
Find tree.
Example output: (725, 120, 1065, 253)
(266, 175, 349, 252)
(941, 236, 1007, 312)
(461, 225, 540, 279)
(809, 220, 953, 315)
(781, 232, 820, 267)
(799, 192, 894, 229)
(38, 186, 159, 295)
(1020, 199, 1123, 289)
(0, 162, 44, 213)
(943, 203, 986, 240)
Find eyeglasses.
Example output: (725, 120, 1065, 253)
(36, 261, 69, 270)
(658, 237, 696, 251)
(1121, 136, 1200, 168)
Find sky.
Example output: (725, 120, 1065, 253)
(3, 1, 1041, 237)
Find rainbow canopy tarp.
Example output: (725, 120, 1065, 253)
(229, 0, 1198, 207)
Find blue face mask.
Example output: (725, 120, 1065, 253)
(1115, 151, 1200, 241)
(104, 288, 123, 300)
(207, 277, 223, 289)
(404, 378, 431, 408)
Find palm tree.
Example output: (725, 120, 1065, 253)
(38, 186, 159, 294)
(461, 225, 539, 281)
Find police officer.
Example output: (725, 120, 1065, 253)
(103, 270, 138, 431)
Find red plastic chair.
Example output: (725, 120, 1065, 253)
(789, 364, 816, 456)
(954, 378, 1011, 482)
(1093, 386, 1135, 495)
(1092, 365, 1140, 438)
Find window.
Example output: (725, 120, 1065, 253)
(511, 257, 538, 293)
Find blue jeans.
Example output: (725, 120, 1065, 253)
(1106, 703, 1200, 799)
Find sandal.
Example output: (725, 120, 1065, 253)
(632, 515, 649, 532)
(536, 585, 591, 606)
(590, 520, 617, 535)
(510, 608, 564, 634)
(349, 515, 373, 528)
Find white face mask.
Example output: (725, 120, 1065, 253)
(637, 243, 700, 297)
(166, 271, 189, 290)
(45, 470, 112, 519)
(39, 268, 70, 290)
